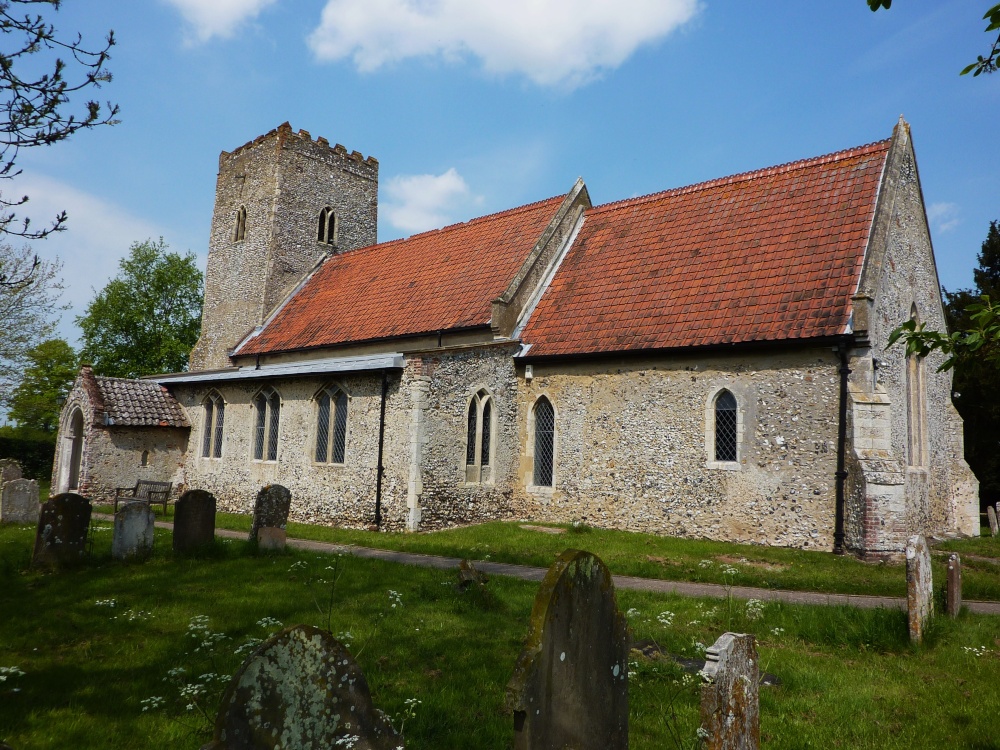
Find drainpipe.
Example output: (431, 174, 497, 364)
(834, 338, 851, 555)
(374, 370, 389, 528)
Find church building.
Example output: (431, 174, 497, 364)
(53, 118, 979, 558)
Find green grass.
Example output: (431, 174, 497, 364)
(1, 522, 998, 749)
(179, 512, 1000, 601)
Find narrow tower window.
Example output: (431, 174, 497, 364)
(318, 207, 337, 245)
(714, 390, 738, 462)
(533, 397, 555, 487)
(234, 206, 247, 242)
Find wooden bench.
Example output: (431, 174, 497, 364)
(114, 480, 172, 514)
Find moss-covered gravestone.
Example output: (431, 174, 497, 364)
(506, 550, 629, 750)
(203, 624, 403, 750)
(988, 505, 999, 537)
(906, 534, 933, 642)
(249, 484, 291, 544)
(31, 493, 91, 568)
(173, 490, 216, 553)
(112, 501, 155, 560)
(700, 633, 760, 750)
(0, 458, 22, 485)
(1, 478, 40, 524)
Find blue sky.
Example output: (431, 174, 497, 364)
(11, 0, 999, 347)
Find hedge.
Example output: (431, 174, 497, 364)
(0, 436, 56, 480)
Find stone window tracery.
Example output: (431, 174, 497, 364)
(318, 207, 337, 246)
(315, 385, 349, 464)
(465, 388, 494, 483)
(532, 396, 555, 487)
(234, 206, 247, 242)
(201, 391, 225, 459)
(253, 387, 281, 461)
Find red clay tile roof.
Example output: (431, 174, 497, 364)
(238, 196, 566, 356)
(520, 140, 891, 358)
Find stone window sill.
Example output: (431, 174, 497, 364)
(706, 460, 741, 471)
(527, 484, 556, 495)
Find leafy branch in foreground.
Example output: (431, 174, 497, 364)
(887, 295, 1000, 371)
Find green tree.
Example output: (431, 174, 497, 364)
(867, 1, 1000, 76)
(9, 337, 76, 431)
(889, 221, 1000, 502)
(77, 239, 203, 378)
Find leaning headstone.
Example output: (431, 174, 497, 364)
(203, 624, 403, 750)
(905, 534, 933, 642)
(257, 526, 286, 551)
(172, 490, 216, 553)
(988, 505, 999, 537)
(506, 550, 629, 750)
(248, 484, 291, 543)
(1, 478, 40, 524)
(946, 553, 962, 619)
(31, 493, 92, 568)
(700, 633, 760, 750)
(0, 458, 22, 485)
(112, 501, 155, 560)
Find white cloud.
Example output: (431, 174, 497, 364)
(6, 174, 184, 345)
(162, 0, 278, 42)
(927, 202, 961, 234)
(383, 168, 481, 234)
(308, 0, 700, 88)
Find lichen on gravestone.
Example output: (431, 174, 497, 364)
(699, 633, 760, 750)
(946, 553, 962, 619)
(112, 501, 155, 561)
(31, 493, 91, 568)
(204, 624, 403, 750)
(905, 534, 933, 643)
(506, 549, 629, 750)
(173, 489, 217, 553)
(1, 477, 40, 524)
(988, 505, 999, 537)
(249, 484, 292, 543)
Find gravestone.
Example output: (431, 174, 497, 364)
(700, 633, 760, 750)
(989, 505, 999, 537)
(257, 526, 286, 551)
(112, 501, 155, 560)
(248, 484, 291, 543)
(506, 550, 629, 750)
(203, 624, 403, 750)
(173, 490, 216, 553)
(946, 553, 962, 618)
(31, 493, 92, 568)
(0, 458, 22, 485)
(1, 478, 40, 524)
(905, 534, 933, 642)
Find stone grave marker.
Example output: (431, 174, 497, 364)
(946, 553, 962, 618)
(700, 633, 760, 750)
(0, 458, 22, 485)
(257, 526, 286, 551)
(203, 624, 403, 750)
(173, 489, 216, 553)
(31, 493, 92, 568)
(1, 478, 40, 524)
(989, 505, 999, 537)
(249, 484, 291, 543)
(112, 501, 155, 561)
(905, 534, 933, 642)
(506, 549, 629, 750)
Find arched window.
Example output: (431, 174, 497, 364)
(318, 207, 337, 245)
(315, 386, 349, 464)
(532, 396, 555, 487)
(906, 305, 927, 467)
(201, 391, 225, 458)
(67, 408, 84, 491)
(465, 389, 494, 482)
(140, 450, 149, 467)
(253, 387, 281, 461)
(234, 206, 247, 242)
(714, 390, 738, 462)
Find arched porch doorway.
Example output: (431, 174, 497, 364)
(57, 408, 85, 493)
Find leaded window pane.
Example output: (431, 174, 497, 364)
(715, 390, 738, 462)
(480, 399, 492, 467)
(332, 392, 348, 464)
(316, 393, 330, 462)
(213, 401, 225, 458)
(267, 393, 280, 461)
(466, 399, 477, 466)
(534, 398, 555, 487)
(202, 400, 213, 457)
(253, 395, 266, 460)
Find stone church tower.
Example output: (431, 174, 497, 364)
(189, 123, 379, 370)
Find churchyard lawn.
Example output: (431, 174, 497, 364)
(1, 520, 998, 749)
